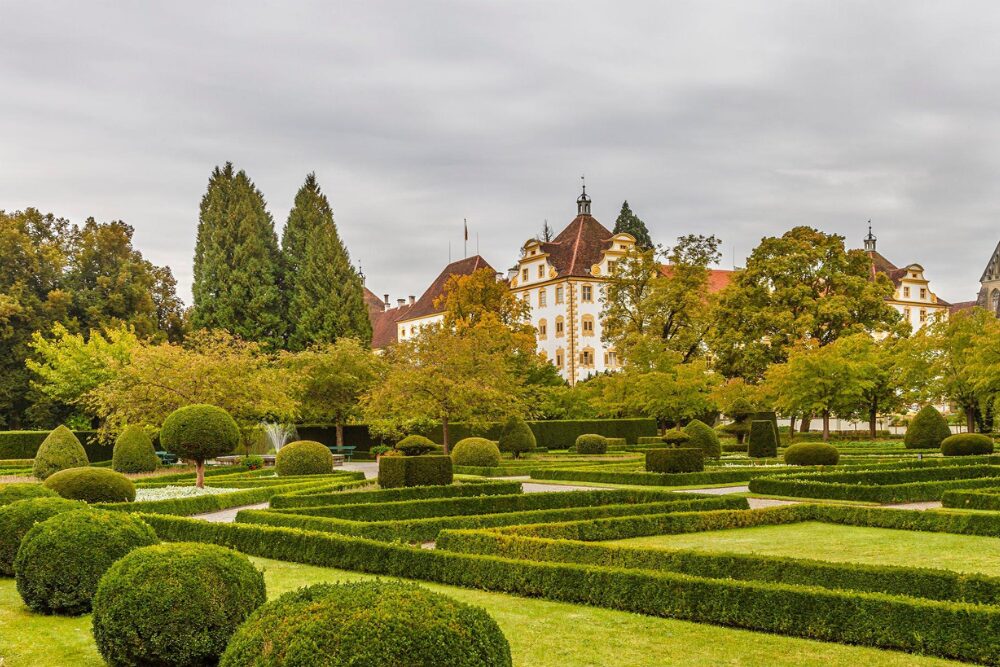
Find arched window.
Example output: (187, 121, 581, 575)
(554, 347, 564, 368)
(581, 314, 595, 336)
(537, 318, 547, 339)
(555, 315, 565, 337)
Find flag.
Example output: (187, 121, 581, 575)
(464, 218, 468, 241)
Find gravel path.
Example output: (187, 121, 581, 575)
(881, 501, 943, 511)
(191, 502, 270, 523)
(674, 485, 750, 495)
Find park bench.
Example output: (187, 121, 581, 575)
(326, 445, 356, 462)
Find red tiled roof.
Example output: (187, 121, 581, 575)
(369, 303, 412, 349)
(866, 250, 908, 287)
(539, 215, 616, 278)
(658, 265, 734, 293)
(948, 300, 978, 315)
(362, 286, 386, 314)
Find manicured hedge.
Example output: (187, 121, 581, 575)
(574, 434, 607, 455)
(645, 448, 704, 473)
(530, 465, 797, 487)
(378, 455, 453, 489)
(421, 418, 657, 448)
(436, 528, 1000, 605)
(32, 426, 89, 480)
(44, 467, 136, 503)
(0, 497, 85, 575)
(942, 488, 1000, 510)
(683, 420, 721, 459)
(271, 481, 522, 509)
(0, 429, 110, 461)
(942, 433, 995, 457)
(783, 442, 840, 466)
(0, 483, 57, 506)
(748, 420, 778, 458)
(905, 405, 952, 449)
(451, 438, 502, 467)
(275, 440, 335, 476)
(112, 426, 159, 473)
(235, 495, 746, 543)
(140, 511, 1000, 665)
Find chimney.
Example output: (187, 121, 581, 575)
(408, 295, 416, 305)
(397, 298, 406, 307)
(383, 294, 390, 311)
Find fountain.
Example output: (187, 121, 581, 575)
(261, 422, 297, 453)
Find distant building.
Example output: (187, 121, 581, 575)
(976, 240, 1000, 315)
(864, 225, 950, 329)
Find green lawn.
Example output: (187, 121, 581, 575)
(610, 521, 1000, 575)
(0, 556, 968, 666)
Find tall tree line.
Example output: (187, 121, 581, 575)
(191, 164, 371, 351)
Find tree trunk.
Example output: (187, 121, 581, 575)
(442, 415, 450, 455)
(196, 460, 205, 489)
(869, 398, 878, 440)
(336, 423, 344, 447)
(822, 410, 830, 442)
(967, 406, 977, 434)
(788, 415, 797, 442)
(800, 414, 812, 433)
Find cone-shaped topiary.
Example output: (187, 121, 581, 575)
(0, 497, 84, 575)
(44, 467, 136, 503)
(14, 509, 157, 615)
(160, 405, 241, 488)
(661, 428, 691, 446)
(32, 425, 89, 480)
(112, 425, 159, 473)
(275, 440, 334, 476)
(92, 542, 266, 667)
(498, 415, 536, 459)
(451, 438, 502, 467)
(219, 581, 512, 667)
(748, 420, 778, 458)
(0, 483, 57, 506)
(683, 419, 722, 459)
(904, 405, 953, 449)
(784, 442, 840, 466)
(575, 434, 607, 454)
(394, 434, 438, 456)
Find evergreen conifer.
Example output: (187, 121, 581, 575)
(613, 200, 654, 250)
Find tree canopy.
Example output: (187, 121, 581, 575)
(612, 200, 653, 250)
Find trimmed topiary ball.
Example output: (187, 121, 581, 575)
(683, 419, 722, 459)
(395, 434, 438, 456)
(14, 509, 157, 615)
(575, 433, 607, 455)
(44, 467, 136, 503)
(904, 405, 952, 449)
(275, 440, 334, 476)
(161, 404, 241, 487)
(498, 415, 536, 459)
(112, 425, 159, 473)
(0, 483, 57, 506)
(0, 497, 84, 576)
(661, 428, 691, 446)
(92, 542, 266, 667)
(219, 581, 512, 667)
(32, 425, 89, 480)
(452, 437, 502, 467)
(941, 433, 995, 457)
(784, 442, 840, 466)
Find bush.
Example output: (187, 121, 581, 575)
(784, 442, 840, 466)
(92, 542, 266, 666)
(0, 430, 112, 461)
(942, 433, 995, 457)
(661, 428, 691, 446)
(0, 483, 57, 506)
(220, 581, 511, 667)
(275, 440, 334, 476)
(575, 434, 607, 455)
(379, 455, 454, 489)
(112, 425, 159, 473)
(0, 497, 84, 575)
(32, 425, 89, 480)
(682, 420, 721, 459)
(452, 438, 502, 467)
(160, 405, 241, 486)
(44, 467, 136, 503)
(748, 420, 778, 458)
(14, 509, 157, 614)
(498, 415, 536, 459)
(905, 405, 952, 449)
(395, 434, 439, 456)
(645, 448, 704, 473)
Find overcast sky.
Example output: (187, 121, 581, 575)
(3, 1, 999, 306)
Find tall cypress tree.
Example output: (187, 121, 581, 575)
(281, 172, 329, 301)
(191, 163, 285, 347)
(613, 200, 654, 250)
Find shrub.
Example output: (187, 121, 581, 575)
(220, 581, 512, 667)
(498, 415, 536, 459)
(160, 405, 241, 487)
(92, 542, 266, 666)
(784, 442, 840, 466)
(14, 509, 157, 614)
(379, 455, 454, 489)
(661, 428, 691, 446)
(748, 420, 778, 458)
(32, 425, 89, 480)
(275, 440, 334, 476)
(682, 420, 721, 460)
(395, 434, 439, 456)
(645, 448, 704, 473)
(44, 467, 136, 503)
(0, 483, 57, 506)
(0, 497, 84, 575)
(452, 438, 502, 467)
(112, 425, 159, 473)
(905, 405, 952, 449)
(575, 434, 607, 455)
(942, 433, 995, 457)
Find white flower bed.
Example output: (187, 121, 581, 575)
(135, 485, 240, 502)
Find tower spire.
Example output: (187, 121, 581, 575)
(576, 175, 591, 216)
(864, 220, 877, 252)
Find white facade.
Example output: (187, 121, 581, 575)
(887, 264, 949, 330)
